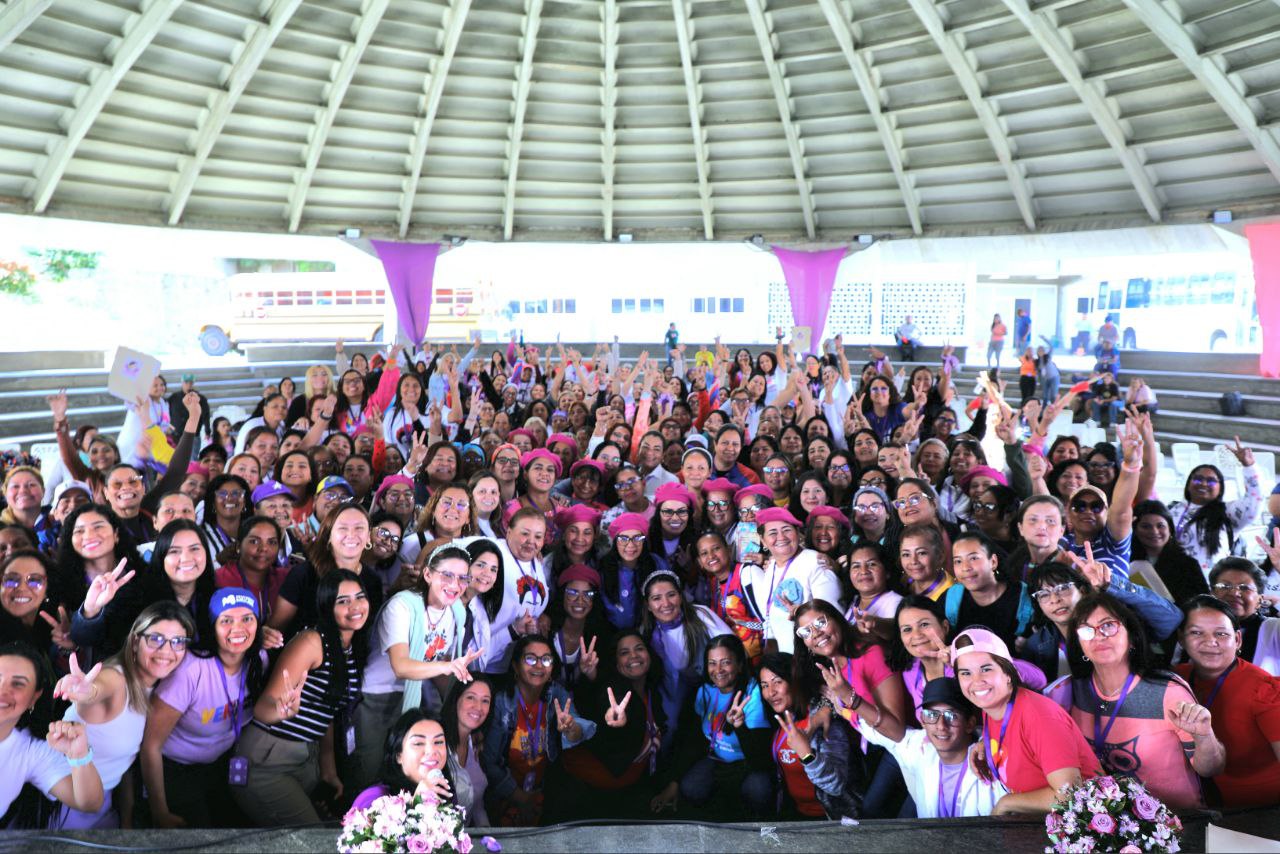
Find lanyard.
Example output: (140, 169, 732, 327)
(516, 693, 545, 762)
(218, 659, 249, 741)
(937, 760, 963, 818)
(981, 694, 1016, 786)
(1197, 662, 1235, 710)
(711, 688, 734, 737)
(918, 572, 945, 598)
(1092, 673, 1136, 753)
(237, 564, 272, 621)
(763, 555, 797, 626)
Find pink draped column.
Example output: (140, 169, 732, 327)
(1244, 223, 1280, 377)
(770, 246, 846, 351)
(370, 240, 442, 343)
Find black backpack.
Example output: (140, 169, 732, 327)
(1219, 392, 1245, 416)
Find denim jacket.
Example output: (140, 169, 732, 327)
(481, 681, 596, 802)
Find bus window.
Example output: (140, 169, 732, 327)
(1211, 272, 1235, 304)
(1124, 278, 1150, 308)
(1188, 275, 1210, 305)
(296, 291, 313, 306)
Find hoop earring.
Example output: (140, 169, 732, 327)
(364, 541, 373, 550)
(1082, 655, 1090, 662)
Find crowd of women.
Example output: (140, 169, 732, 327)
(0, 332, 1276, 831)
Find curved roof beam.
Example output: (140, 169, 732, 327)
(287, 0, 392, 233)
(32, 0, 185, 213)
(815, 0, 922, 235)
(903, 0, 1037, 230)
(670, 0, 714, 239)
(999, 0, 1163, 222)
(0, 0, 53, 53)
(168, 0, 303, 225)
(502, 0, 543, 241)
(1120, 0, 1280, 184)
(601, 0, 619, 240)
(742, 0, 815, 239)
(397, 0, 473, 238)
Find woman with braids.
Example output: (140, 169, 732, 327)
(231, 569, 370, 826)
(1168, 439, 1263, 573)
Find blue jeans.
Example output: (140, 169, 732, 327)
(860, 746, 909, 819)
(1090, 399, 1122, 425)
(680, 756, 775, 820)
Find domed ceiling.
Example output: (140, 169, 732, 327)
(1, 0, 1279, 242)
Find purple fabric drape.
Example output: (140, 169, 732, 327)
(771, 246, 846, 349)
(370, 240, 442, 343)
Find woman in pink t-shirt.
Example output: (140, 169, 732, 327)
(1062, 591, 1226, 810)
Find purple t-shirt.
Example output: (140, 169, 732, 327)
(155, 652, 261, 764)
(351, 784, 394, 812)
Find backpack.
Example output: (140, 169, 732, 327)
(1219, 392, 1245, 416)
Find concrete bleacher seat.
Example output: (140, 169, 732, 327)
(1171, 442, 1202, 478)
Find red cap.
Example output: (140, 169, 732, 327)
(554, 504, 602, 529)
(734, 483, 773, 504)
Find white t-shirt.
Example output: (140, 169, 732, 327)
(363, 592, 458, 695)
(486, 542, 550, 673)
(741, 549, 842, 654)
(0, 728, 70, 815)
(383, 406, 453, 456)
(862, 726, 1006, 817)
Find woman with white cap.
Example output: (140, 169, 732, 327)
(952, 627, 1099, 815)
(741, 507, 840, 655)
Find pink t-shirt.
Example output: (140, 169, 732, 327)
(155, 651, 262, 764)
(835, 644, 901, 732)
(1068, 674, 1203, 809)
(986, 687, 1100, 794)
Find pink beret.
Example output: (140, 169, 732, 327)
(957, 465, 1008, 491)
(570, 458, 606, 477)
(734, 483, 773, 504)
(1022, 443, 1046, 459)
(374, 474, 414, 503)
(185, 462, 210, 477)
(508, 428, 536, 443)
(755, 506, 802, 528)
(806, 505, 850, 528)
(608, 512, 650, 539)
(701, 477, 737, 496)
(520, 448, 563, 477)
(654, 482, 694, 508)
(559, 563, 602, 588)
(547, 432, 577, 449)
(554, 504, 602, 529)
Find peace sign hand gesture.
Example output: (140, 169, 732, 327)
(553, 697, 581, 738)
(815, 661, 855, 708)
(448, 648, 485, 683)
(604, 687, 632, 728)
(81, 558, 136, 620)
(1230, 435, 1255, 467)
(406, 431, 429, 471)
(775, 709, 812, 757)
(40, 605, 76, 651)
(275, 668, 307, 720)
(53, 653, 103, 704)
(578, 636, 599, 681)
(1068, 541, 1111, 590)
(724, 690, 748, 730)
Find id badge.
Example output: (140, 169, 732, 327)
(228, 755, 250, 787)
(345, 724, 356, 756)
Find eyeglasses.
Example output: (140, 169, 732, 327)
(892, 495, 927, 510)
(140, 633, 191, 651)
(861, 477, 887, 487)
(374, 528, 402, 545)
(762, 466, 789, 475)
(495, 457, 520, 467)
(738, 502, 768, 519)
(1031, 582, 1076, 602)
(109, 475, 144, 488)
(565, 588, 596, 601)
(935, 417, 957, 426)
(1085, 461, 1115, 470)
(616, 534, 646, 545)
(439, 498, 470, 511)
(1190, 476, 1220, 487)
(869, 387, 890, 395)
(615, 478, 641, 490)
(320, 489, 352, 503)
(919, 708, 962, 727)
(796, 615, 828, 640)
(659, 507, 689, 518)
(1212, 581, 1257, 595)
(432, 569, 472, 586)
(972, 501, 999, 513)
(829, 464, 851, 473)
(1, 574, 46, 590)
(384, 489, 414, 503)
(522, 653, 555, 668)
(853, 502, 884, 514)
(1076, 619, 1123, 641)
(706, 499, 730, 510)
(216, 489, 246, 501)
(1070, 499, 1107, 514)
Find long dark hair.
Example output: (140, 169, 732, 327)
(376, 709, 456, 800)
(307, 505, 371, 580)
(272, 449, 315, 498)
(0, 641, 56, 828)
(791, 600, 864, 702)
(54, 503, 138, 611)
(440, 673, 495, 754)
(191, 598, 267, 702)
(465, 538, 505, 622)
(599, 529, 657, 605)
(0, 550, 59, 651)
(885, 594, 950, 673)
(146, 519, 218, 642)
(758, 651, 805, 718)
(639, 572, 710, 678)
(1181, 464, 1234, 556)
(646, 502, 699, 588)
(314, 569, 369, 717)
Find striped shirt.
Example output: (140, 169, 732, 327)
(261, 637, 359, 743)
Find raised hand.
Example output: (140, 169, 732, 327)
(1119, 424, 1144, 465)
(578, 636, 599, 681)
(275, 668, 307, 719)
(553, 697, 578, 733)
(415, 769, 453, 805)
(604, 687, 632, 728)
(815, 661, 854, 707)
(335, 338, 344, 354)
(406, 431, 429, 471)
(994, 408, 1017, 445)
(40, 605, 76, 651)
(80, 558, 136, 620)
(1068, 541, 1111, 590)
(724, 690, 747, 730)
(1166, 701, 1213, 738)
(47, 389, 69, 421)
(774, 708, 812, 757)
(46, 720, 91, 760)
(183, 390, 201, 423)
(448, 648, 484, 683)
(1230, 435, 1255, 467)
(1255, 529, 1280, 568)
(53, 653, 103, 704)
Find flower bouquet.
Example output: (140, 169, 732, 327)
(338, 791, 472, 854)
(1045, 776, 1183, 853)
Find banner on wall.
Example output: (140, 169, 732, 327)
(370, 240, 442, 344)
(770, 246, 846, 352)
(1244, 223, 1280, 377)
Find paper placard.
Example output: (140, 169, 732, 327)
(790, 325, 812, 356)
(107, 346, 160, 404)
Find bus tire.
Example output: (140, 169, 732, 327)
(1209, 330, 1227, 351)
(200, 326, 231, 356)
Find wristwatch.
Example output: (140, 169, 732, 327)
(799, 752, 816, 766)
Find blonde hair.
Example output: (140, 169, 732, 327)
(3, 465, 44, 490)
(303, 365, 336, 401)
(113, 602, 197, 714)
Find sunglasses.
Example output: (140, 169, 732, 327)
(1070, 500, 1107, 514)
(1031, 581, 1077, 602)
(140, 632, 191, 651)
(795, 615, 829, 641)
(919, 708, 962, 726)
(1076, 619, 1122, 641)
(522, 653, 555, 668)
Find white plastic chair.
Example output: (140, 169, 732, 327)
(1170, 442, 1201, 479)
(1047, 411, 1073, 441)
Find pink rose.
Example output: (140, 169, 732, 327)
(458, 834, 473, 854)
(1089, 812, 1116, 835)
(406, 834, 430, 853)
(1132, 793, 1160, 821)
(1120, 846, 1141, 853)
(1045, 812, 1064, 835)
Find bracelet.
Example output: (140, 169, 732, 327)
(1120, 462, 1142, 473)
(66, 748, 94, 768)
(847, 690, 863, 711)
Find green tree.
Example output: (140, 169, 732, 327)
(26, 248, 101, 282)
(0, 261, 38, 298)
